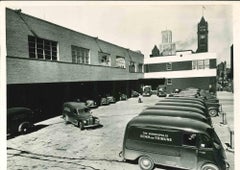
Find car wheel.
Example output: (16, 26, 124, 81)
(64, 115, 69, 124)
(138, 156, 154, 170)
(201, 163, 219, 170)
(18, 122, 31, 134)
(208, 109, 218, 117)
(78, 122, 84, 130)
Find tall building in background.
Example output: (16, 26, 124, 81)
(159, 30, 176, 56)
(196, 16, 208, 53)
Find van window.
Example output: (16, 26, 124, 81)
(128, 127, 181, 146)
(182, 133, 197, 146)
(199, 134, 213, 148)
(63, 107, 71, 112)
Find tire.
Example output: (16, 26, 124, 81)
(78, 122, 84, 130)
(201, 163, 219, 170)
(18, 122, 31, 134)
(208, 109, 218, 117)
(138, 156, 154, 170)
(64, 115, 69, 124)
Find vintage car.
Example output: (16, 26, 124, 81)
(157, 88, 167, 97)
(121, 116, 229, 170)
(168, 88, 181, 97)
(62, 102, 100, 130)
(100, 97, 110, 105)
(7, 107, 35, 135)
(131, 90, 140, 97)
(142, 85, 152, 97)
(119, 93, 128, 101)
(85, 100, 98, 108)
(106, 96, 116, 104)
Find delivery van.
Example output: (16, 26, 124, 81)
(138, 109, 211, 126)
(164, 97, 220, 117)
(121, 116, 229, 170)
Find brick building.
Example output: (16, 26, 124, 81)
(6, 8, 144, 117)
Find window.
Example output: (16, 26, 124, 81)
(167, 79, 172, 85)
(138, 63, 143, 73)
(199, 134, 212, 148)
(198, 60, 204, 69)
(166, 63, 172, 70)
(28, 36, 57, 61)
(183, 133, 197, 146)
(204, 59, 210, 69)
(99, 52, 111, 66)
(192, 60, 197, 70)
(72, 46, 89, 64)
(116, 56, 126, 68)
(129, 61, 135, 73)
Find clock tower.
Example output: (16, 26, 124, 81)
(197, 16, 208, 53)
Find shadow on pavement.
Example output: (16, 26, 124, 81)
(7, 124, 49, 140)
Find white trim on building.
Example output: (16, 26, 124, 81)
(144, 52, 216, 64)
(144, 69, 216, 79)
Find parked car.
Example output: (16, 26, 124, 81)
(7, 107, 35, 135)
(62, 102, 100, 130)
(121, 116, 229, 170)
(120, 93, 128, 101)
(107, 96, 116, 104)
(100, 97, 110, 105)
(142, 85, 152, 97)
(168, 88, 181, 97)
(157, 88, 167, 97)
(85, 100, 98, 108)
(131, 90, 140, 97)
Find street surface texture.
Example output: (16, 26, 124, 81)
(7, 92, 234, 170)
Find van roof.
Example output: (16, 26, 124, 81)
(128, 115, 212, 134)
(160, 98, 205, 105)
(145, 105, 204, 114)
(139, 109, 207, 120)
(166, 97, 204, 102)
(63, 102, 88, 109)
(155, 101, 206, 110)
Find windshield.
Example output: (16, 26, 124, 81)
(76, 108, 90, 115)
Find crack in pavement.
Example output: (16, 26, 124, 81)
(7, 147, 124, 169)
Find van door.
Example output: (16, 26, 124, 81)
(180, 132, 198, 169)
(197, 134, 216, 166)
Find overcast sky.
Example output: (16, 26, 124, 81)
(5, 2, 233, 66)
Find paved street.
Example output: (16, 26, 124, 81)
(7, 92, 234, 170)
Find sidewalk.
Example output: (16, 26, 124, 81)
(213, 91, 234, 169)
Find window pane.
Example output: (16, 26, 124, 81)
(29, 52, 36, 58)
(183, 133, 197, 146)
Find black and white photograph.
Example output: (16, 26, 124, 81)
(0, 1, 239, 170)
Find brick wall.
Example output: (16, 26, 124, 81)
(6, 8, 144, 84)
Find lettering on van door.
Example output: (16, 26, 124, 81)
(140, 131, 173, 142)
(128, 127, 181, 145)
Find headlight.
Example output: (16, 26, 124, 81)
(83, 120, 87, 124)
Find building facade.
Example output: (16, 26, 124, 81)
(159, 30, 176, 56)
(6, 8, 144, 117)
(144, 50, 217, 93)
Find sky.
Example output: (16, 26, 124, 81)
(3, 1, 234, 66)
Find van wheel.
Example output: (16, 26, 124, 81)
(208, 109, 218, 117)
(138, 156, 154, 170)
(201, 163, 219, 170)
(78, 122, 84, 130)
(18, 122, 31, 134)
